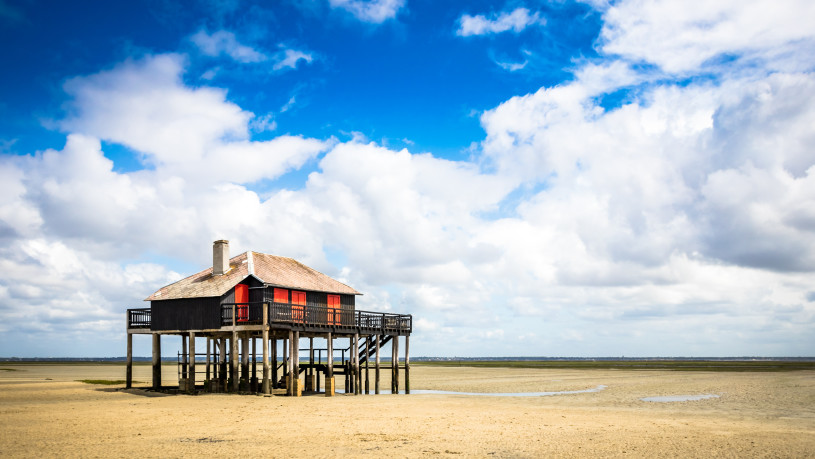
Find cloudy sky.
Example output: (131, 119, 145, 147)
(1, 0, 814, 358)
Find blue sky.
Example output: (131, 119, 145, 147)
(1, 0, 814, 358)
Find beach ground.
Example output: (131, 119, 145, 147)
(1, 363, 813, 457)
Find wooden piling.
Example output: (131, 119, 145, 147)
(219, 337, 227, 388)
(365, 336, 370, 394)
(212, 339, 218, 381)
(326, 332, 334, 397)
(405, 334, 410, 394)
(205, 337, 211, 383)
(309, 337, 315, 392)
(353, 333, 360, 395)
(181, 334, 188, 383)
(262, 305, 271, 395)
(231, 304, 238, 392)
(126, 332, 132, 389)
(293, 330, 300, 396)
(375, 334, 380, 394)
(151, 333, 161, 390)
(241, 334, 249, 389)
(283, 336, 288, 386)
(271, 338, 278, 389)
(287, 330, 294, 396)
(392, 335, 399, 394)
(249, 336, 258, 392)
(188, 332, 195, 392)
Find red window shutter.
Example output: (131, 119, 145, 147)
(327, 294, 340, 325)
(274, 288, 289, 303)
(291, 291, 306, 323)
(235, 284, 248, 322)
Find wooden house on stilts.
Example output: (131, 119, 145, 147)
(125, 240, 412, 396)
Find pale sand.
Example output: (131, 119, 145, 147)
(1, 364, 813, 457)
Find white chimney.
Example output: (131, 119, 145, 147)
(213, 240, 230, 275)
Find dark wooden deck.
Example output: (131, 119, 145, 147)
(127, 302, 412, 336)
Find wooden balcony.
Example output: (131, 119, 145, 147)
(127, 302, 412, 335)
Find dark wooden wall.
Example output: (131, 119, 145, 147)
(151, 297, 221, 331)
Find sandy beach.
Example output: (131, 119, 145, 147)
(1, 363, 813, 457)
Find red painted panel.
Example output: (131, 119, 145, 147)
(235, 284, 248, 322)
(273, 288, 289, 304)
(327, 294, 340, 326)
(292, 290, 306, 323)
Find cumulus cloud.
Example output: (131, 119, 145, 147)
(191, 29, 266, 63)
(329, 0, 405, 23)
(3, 0, 815, 357)
(272, 48, 314, 71)
(457, 7, 545, 37)
(59, 53, 328, 184)
(599, 0, 815, 73)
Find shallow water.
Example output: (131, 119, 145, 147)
(641, 394, 720, 402)
(341, 384, 608, 397)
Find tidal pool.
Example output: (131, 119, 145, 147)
(344, 384, 608, 397)
(640, 394, 720, 402)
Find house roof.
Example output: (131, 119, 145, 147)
(145, 251, 361, 301)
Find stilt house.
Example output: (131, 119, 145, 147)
(125, 240, 412, 396)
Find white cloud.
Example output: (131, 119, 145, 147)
(59, 53, 328, 184)
(457, 7, 545, 37)
(191, 29, 266, 63)
(272, 48, 314, 71)
(329, 0, 405, 23)
(4, 0, 815, 357)
(600, 0, 815, 73)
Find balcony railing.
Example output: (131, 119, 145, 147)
(127, 303, 412, 334)
(127, 308, 151, 328)
(221, 302, 412, 334)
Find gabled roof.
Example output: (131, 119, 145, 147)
(145, 251, 361, 301)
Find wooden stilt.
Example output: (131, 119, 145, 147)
(375, 334, 380, 394)
(405, 335, 410, 394)
(308, 337, 314, 392)
(241, 334, 249, 389)
(353, 333, 360, 395)
(181, 334, 188, 384)
(205, 337, 211, 383)
(262, 305, 271, 395)
(293, 330, 300, 396)
(219, 337, 227, 388)
(212, 339, 218, 381)
(251, 336, 258, 392)
(231, 304, 238, 392)
(392, 335, 399, 394)
(126, 332, 132, 389)
(271, 338, 278, 389)
(151, 333, 161, 390)
(287, 330, 294, 396)
(326, 332, 334, 397)
(188, 332, 196, 392)
(316, 349, 321, 393)
(365, 336, 370, 394)
(283, 336, 288, 387)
